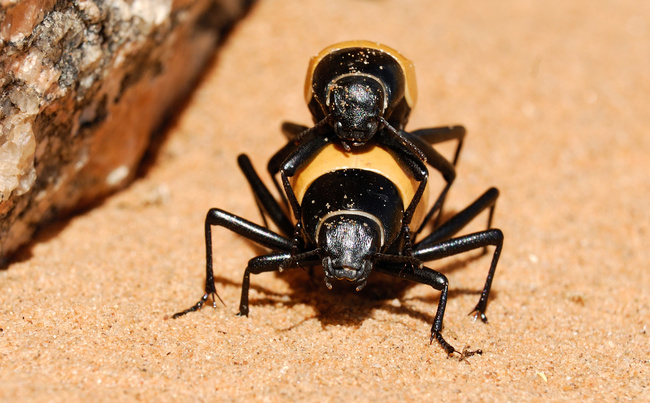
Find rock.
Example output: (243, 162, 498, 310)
(0, 0, 251, 261)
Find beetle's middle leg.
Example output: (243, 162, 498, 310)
(414, 187, 499, 250)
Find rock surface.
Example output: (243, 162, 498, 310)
(0, 0, 249, 260)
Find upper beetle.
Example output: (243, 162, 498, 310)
(271, 41, 467, 246)
(304, 40, 418, 149)
(173, 41, 504, 357)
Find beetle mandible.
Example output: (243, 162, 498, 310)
(173, 41, 504, 356)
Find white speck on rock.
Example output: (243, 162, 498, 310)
(106, 165, 129, 186)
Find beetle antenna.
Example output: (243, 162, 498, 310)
(372, 253, 423, 270)
(378, 116, 427, 162)
(293, 114, 332, 145)
(279, 248, 323, 271)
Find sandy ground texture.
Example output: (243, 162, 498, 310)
(1, 0, 648, 401)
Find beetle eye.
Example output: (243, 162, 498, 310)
(367, 121, 378, 134)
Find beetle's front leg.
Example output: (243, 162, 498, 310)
(277, 137, 330, 257)
(238, 252, 292, 316)
(238, 249, 321, 316)
(375, 261, 459, 356)
(375, 131, 430, 252)
(401, 174, 427, 258)
(413, 229, 504, 324)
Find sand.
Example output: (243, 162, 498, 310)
(1, 0, 648, 401)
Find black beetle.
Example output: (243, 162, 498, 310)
(268, 41, 468, 249)
(173, 41, 504, 356)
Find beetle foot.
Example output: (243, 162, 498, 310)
(430, 330, 458, 356)
(469, 306, 489, 323)
(237, 304, 249, 317)
(172, 291, 222, 319)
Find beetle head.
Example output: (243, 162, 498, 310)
(327, 75, 386, 147)
(317, 212, 383, 289)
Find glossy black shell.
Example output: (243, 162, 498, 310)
(305, 42, 416, 131)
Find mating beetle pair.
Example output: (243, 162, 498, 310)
(174, 40, 504, 356)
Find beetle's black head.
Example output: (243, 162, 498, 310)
(317, 212, 383, 287)
(306, 42, 417, 135)
(326, 75, 386, 147)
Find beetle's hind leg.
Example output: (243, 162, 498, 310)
(172, 209, 293, 319)
(238, 154, 294, 237)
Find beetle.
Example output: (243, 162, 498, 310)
(173, 41, 504, 356)
(267, 41, 467, 248)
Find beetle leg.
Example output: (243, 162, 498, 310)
(374, 132, 429, 246)
(238, 154, 294, 237)
(267, 120, 330, 210)
(283, 221, 306, 271)
(172, 208, 293, 319)
(237, 252, 292, 316)
(375, 129, 457, 236)
(408, 125, 466, 166)
(399, 131, 458, 233)
(267, 140, 298, 210)
(239, 249, 321, 316)
(415, 187, 499, 250)
(378, 116, 427, 162)
(280, 121, 309, 140)
(413, 229, 504, 322)
(273, 134, 333, 263)
(402, 225, 414, 257)
(382, 128, 459, 233)
(277, 134, 332, 219)
(375, 261, 457, 356)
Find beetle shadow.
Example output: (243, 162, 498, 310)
(220, 248, 498, 333)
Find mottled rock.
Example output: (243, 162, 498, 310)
(0, 0, 250, 261)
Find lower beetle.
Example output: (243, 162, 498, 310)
(174, 136, 503, 357)
(173, 43, 504, 356)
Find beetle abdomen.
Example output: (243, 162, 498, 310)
(291, 142, 429, 235)
(301, 169, 404, 248)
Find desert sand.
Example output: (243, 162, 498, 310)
(1, 0, 648, 400)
